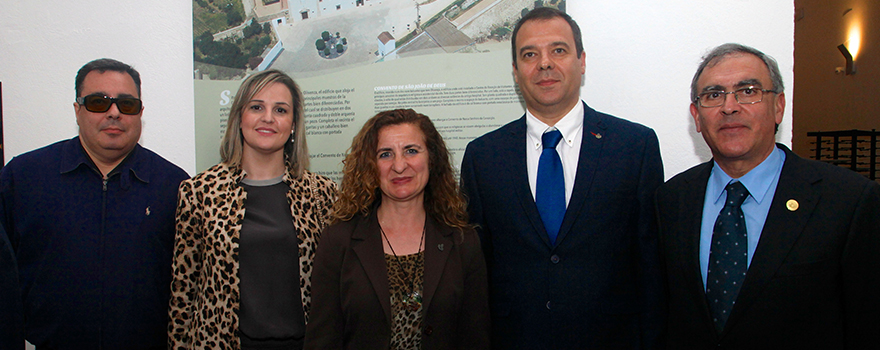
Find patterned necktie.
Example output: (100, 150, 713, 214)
(706, 181, 750, 333)
(536, 129, 565, 244)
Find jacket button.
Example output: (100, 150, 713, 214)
(550, 255, 560, 264)
(546, 301, 551, 310)
(424, 326, 433, 335)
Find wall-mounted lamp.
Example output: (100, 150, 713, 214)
(837, 44, 856, 75)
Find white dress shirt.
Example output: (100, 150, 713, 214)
(526, 102, 584, 206)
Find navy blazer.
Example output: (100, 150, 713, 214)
(1, 224, 24, 350)
(304, 211, 489, 349)
(657, 144, 880, 349)
(460, 102, 664, 349)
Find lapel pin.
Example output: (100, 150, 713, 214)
(591, 132, 602, 139)
(438, 244, 444, 251)
(786, 199, 799, 211)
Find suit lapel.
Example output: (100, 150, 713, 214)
(556, 102, 603, 245)
(505, 116, 554, 247)
(724, 148, 821, 333)
(351, 212, 393, 327)
(680, 162, 719, 336)
(420, 217, 453, 315)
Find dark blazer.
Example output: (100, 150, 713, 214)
(1, 224, 24, 350)
(304, 211, 489, 349)
(460, 102, 665, 349)
(656, 144, 880, 349)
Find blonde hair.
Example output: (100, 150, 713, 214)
(220, 69, 309, 175)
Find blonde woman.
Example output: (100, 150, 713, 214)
(169, 70, 336, 350)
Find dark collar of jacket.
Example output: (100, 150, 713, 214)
(58, 136, 152, 190)
(350, 207, 458, 327)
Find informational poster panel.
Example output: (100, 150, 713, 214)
(194, 0, 565, 180)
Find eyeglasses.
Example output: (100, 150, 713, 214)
(76, 94, 143, 115)
(695, 86, 777, 108)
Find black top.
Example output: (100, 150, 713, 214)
(238, 176, 304, 348)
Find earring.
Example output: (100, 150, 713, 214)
(290, 131, 295, 143)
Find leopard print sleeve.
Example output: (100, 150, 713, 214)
(315, 175, 338, 231)
(168, 178, 204, 349)
(299, 171, 338, 324)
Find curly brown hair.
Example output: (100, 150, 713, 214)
(334, 109, 469, 229)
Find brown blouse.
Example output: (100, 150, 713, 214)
(385, 251, 425, 350)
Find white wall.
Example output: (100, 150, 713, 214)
(0, 0, 196, 175)
(0, 1, 793, 179)
(572, 1, 794, 177)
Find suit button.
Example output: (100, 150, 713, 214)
(550, 255, 560, 264)
(546, 301, 551, 309)
(424, 326, 433, 335)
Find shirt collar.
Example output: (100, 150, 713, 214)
(59, 137, 89, 173)
(708, 145, 786, 205)
(59, 136, 149, 188)
(526, 102, 584, 150)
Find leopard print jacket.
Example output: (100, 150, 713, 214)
(168, 162, 337, 349)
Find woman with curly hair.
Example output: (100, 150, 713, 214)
(305, 109, 489, 349)
(168, 70, 337, 350)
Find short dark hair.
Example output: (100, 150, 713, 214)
(511, 7, 583, 68)
(690, 43, 784, 102)
(75, 58, 142, 98)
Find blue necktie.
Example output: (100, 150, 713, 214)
(706, 181, 749, 333)
(536, 129, 565, 244)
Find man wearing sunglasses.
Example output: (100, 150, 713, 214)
(656, 43, 880, 348)
(0, 58, 188, 349)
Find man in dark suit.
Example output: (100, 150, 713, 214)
(657, 43, 880, 349)
(460, 7, 664, 349)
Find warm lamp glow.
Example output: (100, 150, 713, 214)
(847, 22, 862, 59)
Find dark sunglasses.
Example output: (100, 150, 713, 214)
(76, 94, 143, 115)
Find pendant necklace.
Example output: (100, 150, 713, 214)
(380, 215, 426, 311)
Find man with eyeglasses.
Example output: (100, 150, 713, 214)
(657, 43, 880, 348)
(0, 58, 188, 349)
